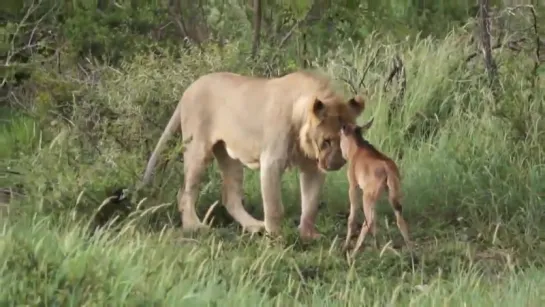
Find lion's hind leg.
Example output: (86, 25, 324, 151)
(213, 143, 265, 234)
(179, 142, 213, 231)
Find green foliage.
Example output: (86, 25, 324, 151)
(61, 5, 180, 64)
(1, 0, 545, 304)
(0, 108, 38, 161)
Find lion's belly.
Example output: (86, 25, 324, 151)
(225, 146, 261, 170)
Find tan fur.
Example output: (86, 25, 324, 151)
(339, 122, 412, 258)
(140, 71, 365, 239)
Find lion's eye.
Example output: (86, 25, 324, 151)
(322, 139, 331, 149)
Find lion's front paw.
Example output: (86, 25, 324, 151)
(181, 221, 210, 232)
(264, 217, 283, 237)
(341, 242, 351, 253)
(348, 222, 361, 237)
(243, 221, 265, 234)
(349, 248, 363, 260)
(299, 226, 322, 241)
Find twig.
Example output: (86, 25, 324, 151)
(4, 169, 23, 175)
(0, 188, 24, 197)
(500, 4, 542, 105)
(278, 23, 300, 49)
(359, 48, 382, 89)
(383, 54, 405, 91)
(465, 37, 527, 62)
(168, 2, 204, 53)
(520, 5, 541, 88)
(269, 9, 313, 65)
(339, 77, 357, 95)
(1, 2, 38, 87)
(250, 0, 262, 59)
(339, 47, 382, 95)
(384, 55, 406, 125)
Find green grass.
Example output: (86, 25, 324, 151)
(2, 214, 545, 306)
(0, 108, 39, 161)
(1, 30, 545, 305)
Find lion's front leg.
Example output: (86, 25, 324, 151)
(298, 165, 326, 240)
(260, 156, 286, 237)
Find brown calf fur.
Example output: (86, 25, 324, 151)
(339, 121, 412, 258)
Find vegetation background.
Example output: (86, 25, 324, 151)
(1, 0, 545, 305)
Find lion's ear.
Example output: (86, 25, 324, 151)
(348, 95, 365, 116)
(311, 98, 327, 120)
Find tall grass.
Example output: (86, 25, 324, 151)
(1, 29, 544, 305)
(2, 215, 545, 305)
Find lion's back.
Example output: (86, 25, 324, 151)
(178, 72, 279, 147)
(179, 70, 344, 148)
(182, 72, 268, 110)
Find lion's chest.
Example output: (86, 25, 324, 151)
(223, 136, 301, 171)
(225, 146, 261, 170)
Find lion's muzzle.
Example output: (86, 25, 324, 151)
(320, 149, 346, 171)
(325, 157, 346, 171)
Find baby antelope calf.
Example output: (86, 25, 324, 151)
(339, 120, 412, 258)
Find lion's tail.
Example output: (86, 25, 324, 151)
(140, 103, 181, 187)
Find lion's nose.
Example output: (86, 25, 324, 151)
(327, 158, 346, 171)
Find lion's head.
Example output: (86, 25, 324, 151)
(299, 95, 365, 172)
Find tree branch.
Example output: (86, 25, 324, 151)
(267, 11, 313, 68)
(251, 0, 262, 59)
(383, 55, 406, 125)
(339, 46, 382, 95)
(168, 0, 204, 53)
(1, 1, 41, 87)
(479, 0, 498, 85)
(465, 37, 526, 62)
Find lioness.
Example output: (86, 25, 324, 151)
(140, 71, 365, 240)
